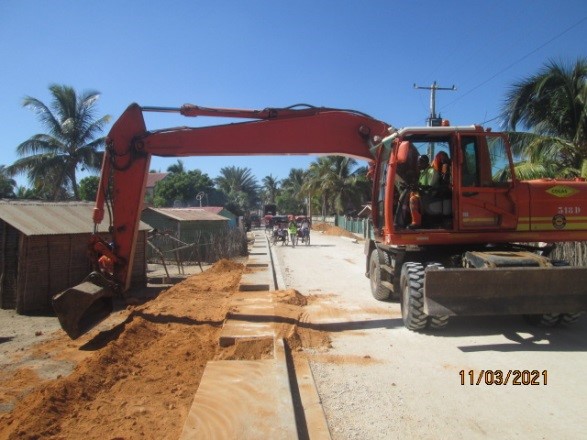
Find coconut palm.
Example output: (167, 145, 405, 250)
(0, 165, 16, 198)
(261, 174, 280, 204)
(215, 166, 259, 214)
(501, 58, 587, 178)
(304, 156, 367, 216)
(167, 159, 186, 174)
(277, 168, 307, 214)
(8, 84, 110, 200)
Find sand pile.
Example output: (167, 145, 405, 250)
(312, 222, 360, 239)
(0, 261, 331, 440)
(0, 260, 242, 440)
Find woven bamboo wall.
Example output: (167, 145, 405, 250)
(9, 231, 147, 315)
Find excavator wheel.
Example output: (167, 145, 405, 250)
(369, 249, 392, 301)
(424, 263, 449, 329)
(525, 312, 584, 327)
(559, 312, 584, 325)
(399, 262, 428, 331)
(52, 272, 116, 339)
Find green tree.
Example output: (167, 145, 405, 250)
(16, 186, 36, 199)
(277, 168, 306, 215)
(0, 165, 16, 198)
(7, 84, 110, 200)
(501, 58, 587, 178)
(215, 166, 259, 214)
(261, 174, 280, 205)
(167, 159, 186, 174)
(304, 156, 366, 216)
(153, 169, 217, 207)
(79, 175, 100, 201)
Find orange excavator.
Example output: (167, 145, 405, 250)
(53, 103, 587, 338)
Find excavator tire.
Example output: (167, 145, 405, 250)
(400, 262, 428, 331)
(524, 313, 563, 327)
(369, 249, 392, 301)
(525, 312, 583, 327)
(560, 312, 584, 325)
(425, 263, 449, 329)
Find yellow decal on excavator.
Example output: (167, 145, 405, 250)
(546, 185, 580, 198)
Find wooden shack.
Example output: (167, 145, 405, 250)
(141, 207, 229, 262)
(0, 201, 149, 315)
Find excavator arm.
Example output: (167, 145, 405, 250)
(53, 103, 390, 338)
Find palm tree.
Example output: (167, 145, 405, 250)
(501, 58, 587, 178)
(215, 166, 259, 214)
(278, 168, 307, 214)
(8, 84, 110, 200)
(502, 59, 587, 265)
(261, 174, 280, 204)
(0, 165, 16, 198)
(305, 157, 334, 217)
(167, 159, 186, 174)
(304, 156, 367, 216)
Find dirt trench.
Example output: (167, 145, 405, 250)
(0, 259, 329, 440)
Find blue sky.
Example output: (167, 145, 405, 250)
(1, 1, 586, 189)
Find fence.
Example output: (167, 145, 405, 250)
(311, 216, 336, 225)
(147, 228, 247, 264)
(335, 216, 369, 238)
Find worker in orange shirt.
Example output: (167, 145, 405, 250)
(98, 243, 114, 275)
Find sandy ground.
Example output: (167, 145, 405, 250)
(2, 225, 587, 439)
(0, 256, 327, 439)
(272, 226, 587, 440)
(0, 260, 245, 439)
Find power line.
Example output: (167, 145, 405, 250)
(441, 14, 587, 113)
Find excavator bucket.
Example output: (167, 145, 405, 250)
(52, 272, 116, 339)
(424, 266, 587, 317)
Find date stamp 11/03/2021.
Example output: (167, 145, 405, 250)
(460, 370, 548, 386)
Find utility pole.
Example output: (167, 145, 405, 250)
(414, 81, 457, 158)
(413, 81, 456, 126)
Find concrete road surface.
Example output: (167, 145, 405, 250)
(271, 229, 587, 440)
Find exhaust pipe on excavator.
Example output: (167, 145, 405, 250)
(52, 272, 117, 339)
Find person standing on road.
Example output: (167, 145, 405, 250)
(288, 220, 298, 247)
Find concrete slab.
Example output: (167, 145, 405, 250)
(294, 357, 332, 440)
(179, 357, 297, 439)
(180, 231, 331, 440)
(219, 323, 275, 347)
(246, 255, 271, 268)
(239, 269, 272, 291)
(219, 291, 276, 347)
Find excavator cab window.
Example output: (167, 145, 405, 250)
(460, 135, 513, 187)
(393, 135, 453, 229)
(377, 157, 388, 230)
(461, 138, 479, 187)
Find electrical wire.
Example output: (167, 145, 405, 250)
(440, 14, 587, 117)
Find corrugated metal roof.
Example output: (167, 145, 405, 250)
(0, 201, 150, 236)
(146, 172, 168, 188)
(146, 207, 228, 222)
(199, 206, 223, 214)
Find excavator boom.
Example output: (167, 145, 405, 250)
(54, 103, 390, 338)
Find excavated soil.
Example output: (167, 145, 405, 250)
(0, 260, 330, 440)
(312, 222, 361, 240)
